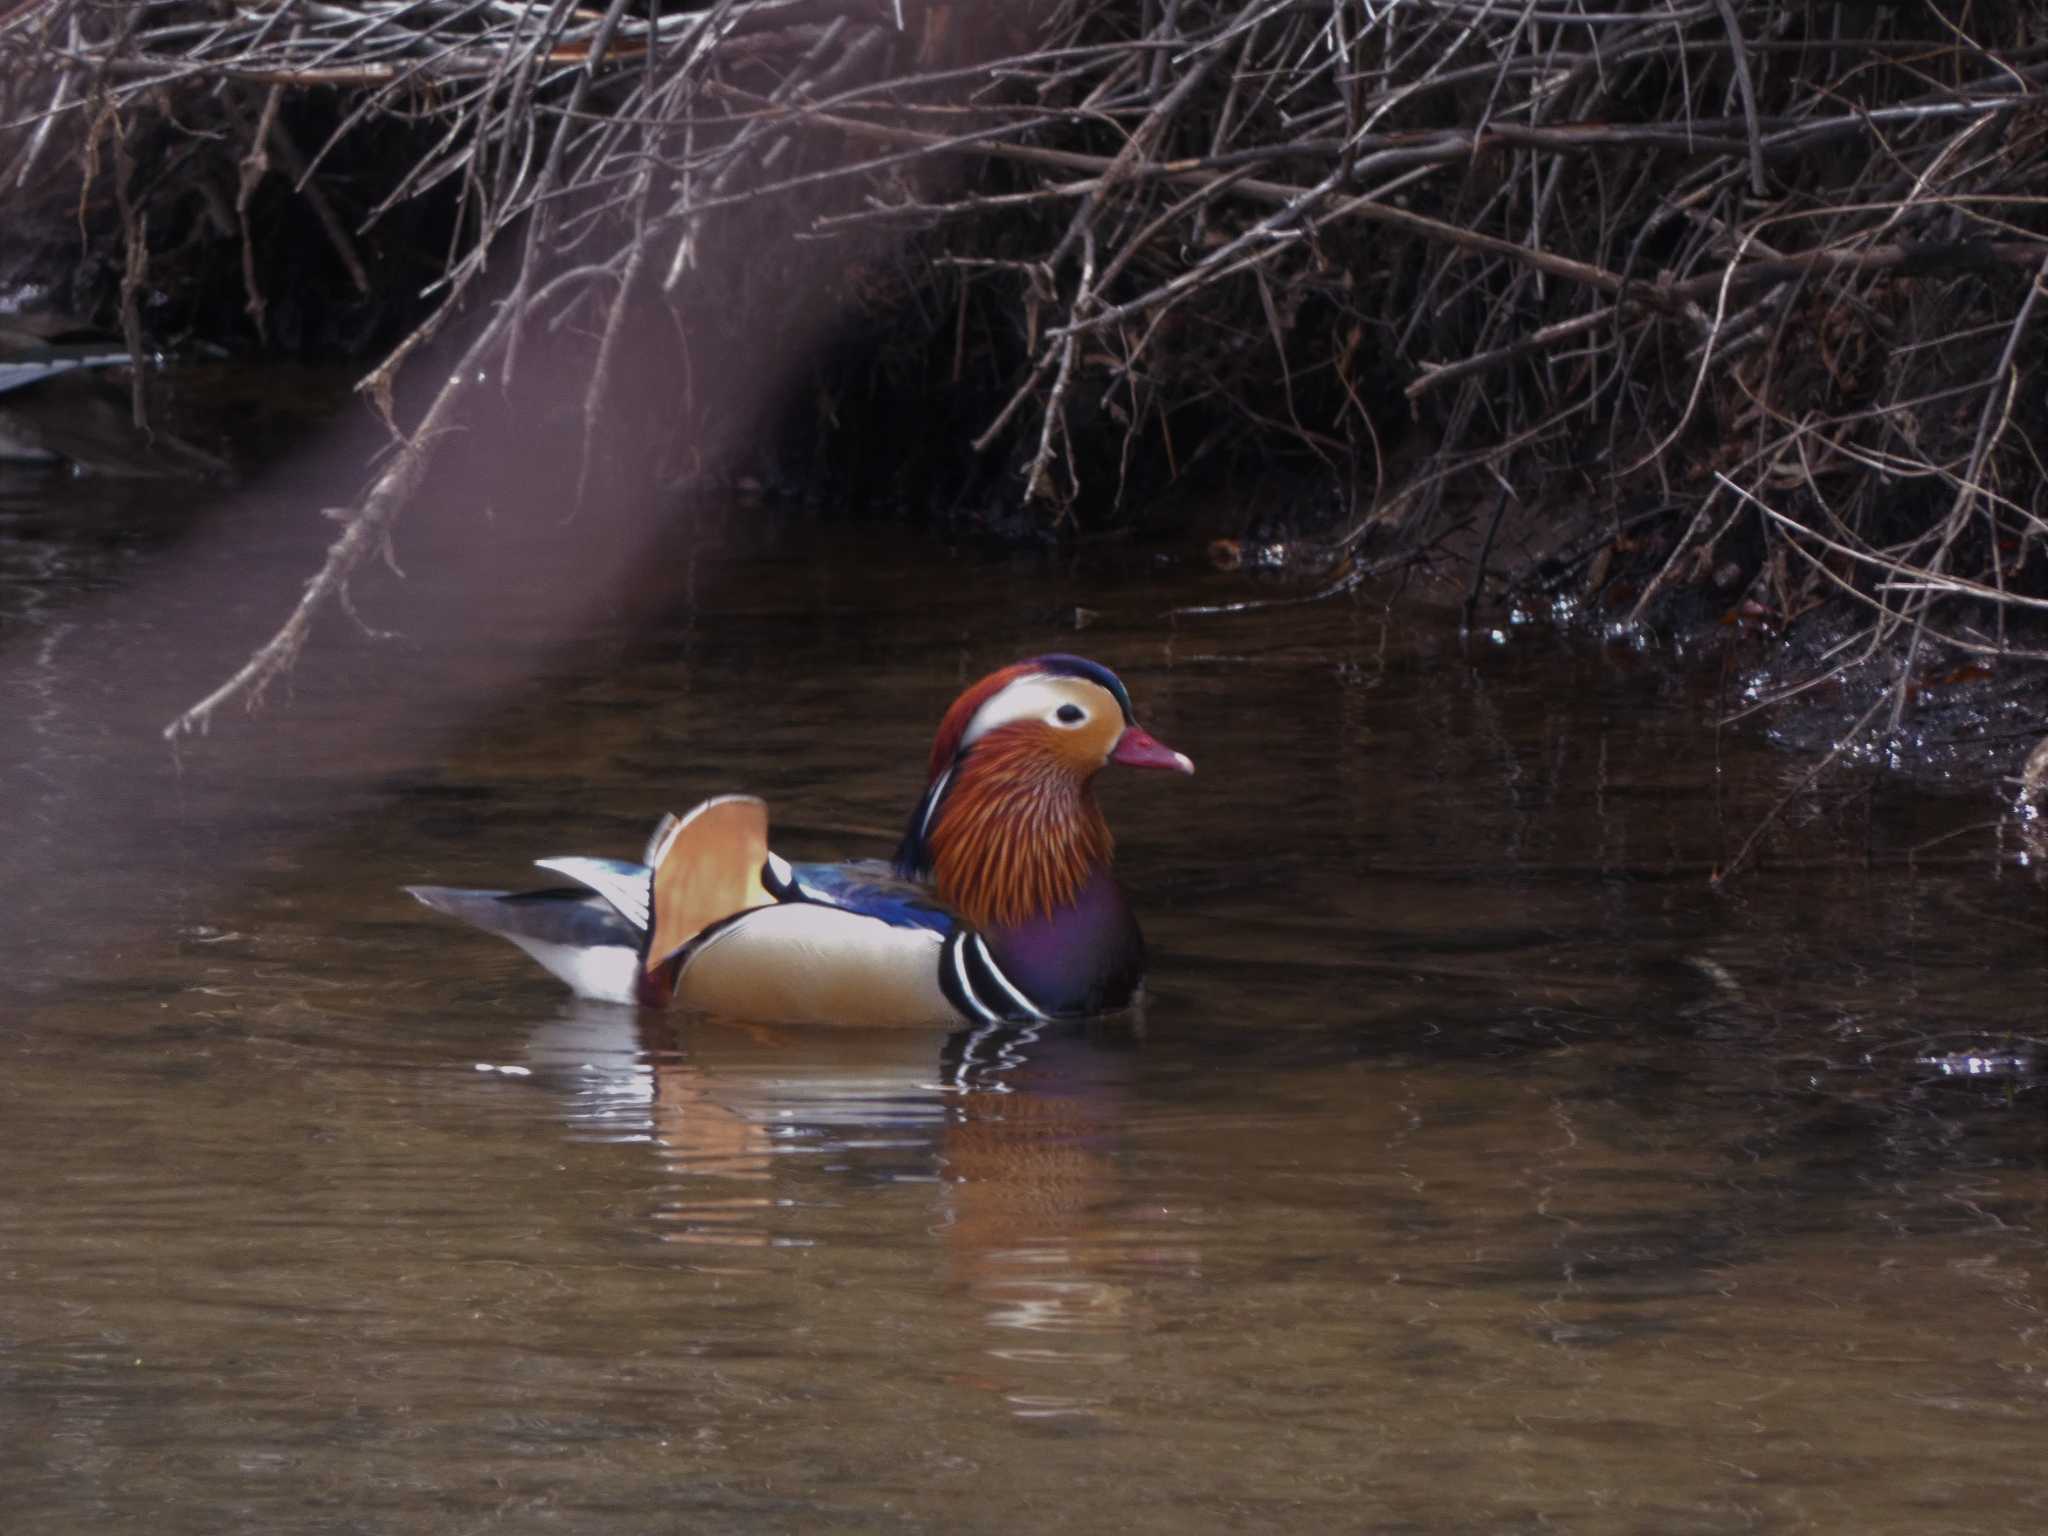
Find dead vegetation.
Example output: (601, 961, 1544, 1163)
(0, 1, 2044, 744)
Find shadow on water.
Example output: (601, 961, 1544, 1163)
(5, 450, 2048, 1532)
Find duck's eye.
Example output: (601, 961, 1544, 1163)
(1053, 703, 1087, 726)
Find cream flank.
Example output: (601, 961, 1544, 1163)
(673, 902, 954, 1026)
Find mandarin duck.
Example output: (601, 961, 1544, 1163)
(406, 656, 1193, 1026)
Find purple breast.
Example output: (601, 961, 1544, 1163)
(982, 869, 1145, 1016)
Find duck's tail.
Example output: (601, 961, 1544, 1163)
(404, 883, 647, 1004)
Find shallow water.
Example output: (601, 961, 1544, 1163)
(4, 465, 2048, 1535)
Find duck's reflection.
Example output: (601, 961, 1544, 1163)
(934, 1021, 1138, 1378)
(521, 1002, 1190, 1416)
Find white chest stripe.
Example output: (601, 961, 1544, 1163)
(969, 935, 1050, 1020)
(949, 936, 1001, 1024)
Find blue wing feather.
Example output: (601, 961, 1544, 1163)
(785, 859, 958, 936)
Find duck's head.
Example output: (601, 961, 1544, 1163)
(895, 655, 1192, 929)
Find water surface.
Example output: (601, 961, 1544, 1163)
(4, 468, 2047, 1534)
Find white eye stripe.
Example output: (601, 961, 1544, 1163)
(960, 676, 1103, 746)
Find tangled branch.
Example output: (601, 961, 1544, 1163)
(0, 0, 2039, 736)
